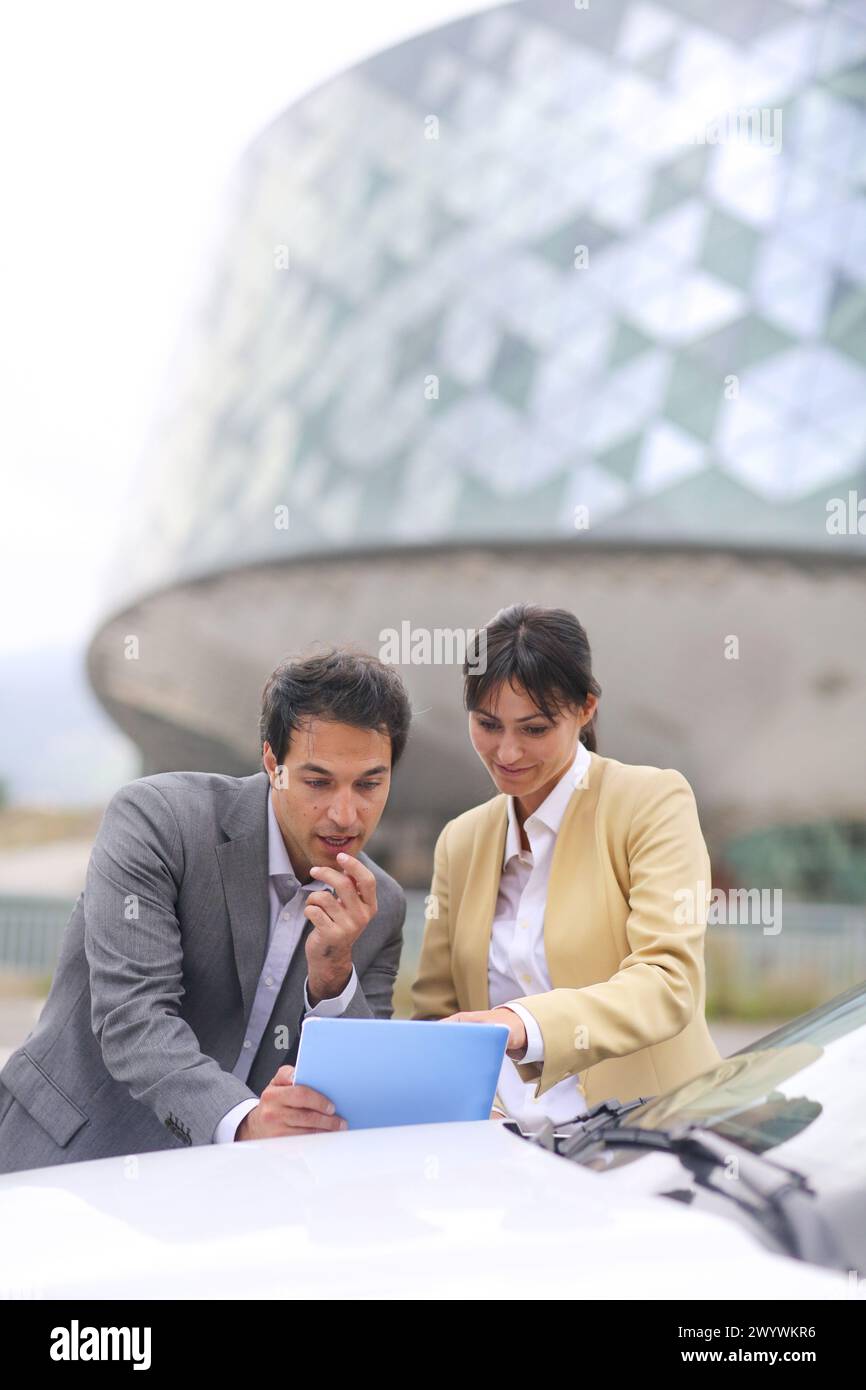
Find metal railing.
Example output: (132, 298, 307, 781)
(0, 896, 78, 975)
(1, 892, 864, 1010)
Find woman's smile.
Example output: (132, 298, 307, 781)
(493, 761, 537, 778)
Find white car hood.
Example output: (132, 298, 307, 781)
(0, 1121, 858, 1299)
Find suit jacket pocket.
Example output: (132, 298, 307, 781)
(0, 1048, 89, 1148)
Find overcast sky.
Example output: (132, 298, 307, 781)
(0, 0, 498, 656)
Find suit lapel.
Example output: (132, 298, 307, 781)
(456, 797, 508, 1011)
(543, 750, 606, 984)
(245, 929, 314, 1092)
(215, 772, 272, 1021)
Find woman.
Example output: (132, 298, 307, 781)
(411, 603, 722, 1132)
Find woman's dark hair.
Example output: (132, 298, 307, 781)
(463, 604, 601, 751)
(260, 647, 412, 768)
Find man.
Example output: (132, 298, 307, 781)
(0, 648, 410, 1173)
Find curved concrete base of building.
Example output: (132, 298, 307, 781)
(87, 540, 866, 881)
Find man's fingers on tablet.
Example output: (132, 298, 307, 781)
(282, 1082, 337, 1114)
(282, 1109, 347, 1133)
(265, 1071, 338, 1114)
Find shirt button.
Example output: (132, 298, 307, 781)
(265, 976, 274, 987)
(519, 919, 529, 929)
(521, 974, 531, 985)
(243, 1040, 252, 1049)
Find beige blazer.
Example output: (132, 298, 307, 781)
(411, 750, 723, 1109)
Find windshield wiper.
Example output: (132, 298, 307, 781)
(561, 1121, 843, 1267)
(512, 1096, 655, 1154)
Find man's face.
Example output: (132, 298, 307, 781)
(262, 717, 392, 882)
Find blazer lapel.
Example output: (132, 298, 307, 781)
(215, 772, 272, 1021)
(456, 797, 508, 1011)
(543, 750, 607, 985)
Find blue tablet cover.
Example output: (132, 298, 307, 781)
(293, 1017, 510, 1130)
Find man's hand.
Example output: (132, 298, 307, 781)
(235, 1064, 347, 1140)
(441, 1007, 528, 1060)
(304, 853, 378, 1004)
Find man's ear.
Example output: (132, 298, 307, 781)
(262, 742, 276, 781)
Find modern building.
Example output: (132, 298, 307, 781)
(88, 0, 866, 883)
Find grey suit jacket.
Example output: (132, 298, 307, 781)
(0, 770, 405, 1174)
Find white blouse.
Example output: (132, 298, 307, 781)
(488, 740, 591, 1133)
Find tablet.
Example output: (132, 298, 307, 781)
(293, 1017, 510, 1129)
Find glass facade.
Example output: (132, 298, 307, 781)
(113, 0, 866, 603)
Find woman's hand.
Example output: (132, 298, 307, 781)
(441, 1007, 528, 1060)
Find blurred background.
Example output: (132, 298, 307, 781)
(2, 0, 865, 1063)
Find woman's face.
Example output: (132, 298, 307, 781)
(468, 680, 597, 805)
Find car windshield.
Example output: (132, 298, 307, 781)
(619, 983, 866, 1192)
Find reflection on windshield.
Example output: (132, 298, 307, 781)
(625, 1044, 823, 1134)
(622, 987, 866, 1187)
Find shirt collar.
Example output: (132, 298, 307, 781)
(503, 741, 591, 867)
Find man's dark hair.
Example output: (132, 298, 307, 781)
(259, 648, 412, 768)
